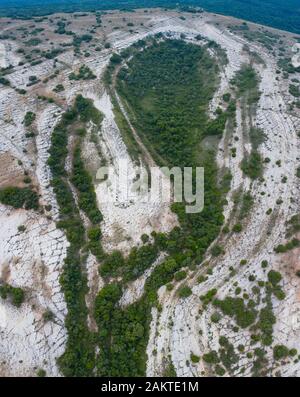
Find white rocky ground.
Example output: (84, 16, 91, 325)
(0, 41, 20, 68)
(292, 43, 300, 68)
(0, 9, 299, 377)
(91, 90, 178, 253)
(0, 84, 68, 376)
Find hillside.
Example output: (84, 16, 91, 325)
(0, 7, 300, 377)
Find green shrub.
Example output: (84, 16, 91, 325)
(53, 84, 65, 92)
(237, 344, 245, 352)
(69, 65, 96, 81)
(241, 151, 263, 179)
(178, 286, 192, 298)
(174, 270, 187, 281)
(215, 364, 226, 376)
(289, 84, 300, 97)
(213, 296, 257, 328)
(141, 234, 149, 244)
(274, 238, 300, 253)
(222, 93, 231, 102)
(200, 288, 217, 305)
(37, 369, 46, 377)
(0, 187, 39, 210)
(211, 311, 221, 323)
(273, 287, 285, 300)
(100, 251, 125, 279)
(239, 192, 254, 219)
(43, 309, 54, 322)
(258, 294, 276, 346)
(289, 348, 297, 357)
(203, 351, 219, 364)
(261, 260, 268, 268)
(23, 111, 36, 126)
(190, 353, 200, 363)
(110, 53, 122, 64)
(211, 245, 223, 257)
(273, 345, 289, 360)
(267, 270, 282, 285)
(197, 275, 207, 284)
(232, 224, 242, 233)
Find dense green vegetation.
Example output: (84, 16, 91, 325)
(273, 345, 290, 360)
(34, 34, 280, 378)
(0, 1, 299, 34)
(117, 39, 221, 166)
(0, 186, 39, 210)
(99, 242, 159, 281)
(0, 283, 24, 307)
(72, 144, 103, 224)
(94, 285, 150, 376)
(48, 95, 103, 376)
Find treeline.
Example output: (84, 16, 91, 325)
(0, 1, 299, 34)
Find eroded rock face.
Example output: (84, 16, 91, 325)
(0, 207, 67, 376)
(0, 97, 68, 376)
(0, 8, 299, 377)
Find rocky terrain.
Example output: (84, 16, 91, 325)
(0, 8, 299, 377)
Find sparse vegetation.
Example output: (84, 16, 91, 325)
(69, 65, 96, 80)
(274, 238, 300, 253)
